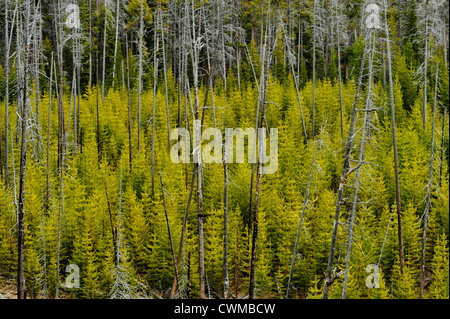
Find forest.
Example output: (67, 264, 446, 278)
(0, 0, 448, 300)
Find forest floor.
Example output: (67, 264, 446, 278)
(0, 279, 16, 299)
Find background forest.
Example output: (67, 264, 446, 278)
(0, 0, 448, 300)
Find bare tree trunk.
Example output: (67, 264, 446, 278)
(286, 141, 319, 298)
(137, 1, 144, 151)
(422, 2, 429, 131)
(96, 51, 101, 161)
(420, 63, 439, 298)
(54, 2, 66, 298)
(46, 53, 54, 211)
(223, 151, 229, 299)
(55, 8, 65, 175)
(151, 26, 159, 197)
(34, 1, 42, 157)
(190, 2, 205, 298)
(76, 31, 81, 155)
(249, 8, 273, 298)
(385, 3, 405, 273)
(88, 0, 92, 87)
(283, 20, 307, 145)
(4, 0, 11, 187)
(103, 177, 118, 266)
(125, 35, 132, 172)
(15, 5, 22, 146)
(72, 29, 78, 155)
(439, 111, 446, 187)
(101, 2, 107, 103)
(159, 9, 171, 150)
(5, 0, 14, 188)
(170, 171, 196, 298)
(249, 106, 266, 300)
(111, 0, 121, 88)
(336, 3, 344, 141)
(160, 173, 179, 290)
(312, 0, 316, 139)
(323, 31, 370, 299)
(17, 2, 31, 298)
(342, 37, 374, 298)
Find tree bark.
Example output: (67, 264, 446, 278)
(111, 0, 121, 88)
(160, 173, 179, 291)
(439, 111, 446, 187)
(323, 31, 370, 299)
(422, 3, 429, 131)
(137, 1, 144, 151)
(342, 37, 374, 299)
(159, 9, 171, 150)
(170, 171, 196, 299)
(3, 0, 11, 187)
(223, 148, 229, 299)
(17, 3, 31, 298)
(151, 27, 159, 197)
(385, 3, 405, 273)
(46, 53, 54, 212)
(286, 141, 319, 298)
(336, 2, 344, 141)
(420, 63, 439, 298)
(125, 35, 132, 172)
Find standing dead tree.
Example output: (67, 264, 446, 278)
(322, 25, 371, 300)
(3, 0, 15, 187)
(17, 0, 32, 299)
(420, 62, 439, 298)
(102, 0, 115, 103)
(286, 140, 320, 298)
(341, 32, 376, 299)
(330, 0, 348, 140)
(310, 0, 326, 139)
(111, 0, 122, 88)
(125, 35, 133, 172)
(160, 173, 179, 291)
(158, 7, 172, 150)
(384, 0, 405, 273)
(151, 17, 159, 197)
(52, 2, 66, 176)
(249, 4, 277, 299)
(416, 0, 446, 130)
(281, 15, 308, 145)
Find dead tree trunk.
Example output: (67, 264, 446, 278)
(160, 173, 179, 290)
(385, 3, 405, 273)
(439, 111, 446, 187)
(4, 0, 11, 187)
(249, 15, 273, 298)
(125, 35, 132, 172)
(111, 0, 121, 87)
(223, 145, 229, 299)
(46, 53, 54, 211)
(17, 2, 31, 298)
(420, 62, 439, 298)
(422, 3, 429, 131)
(170, 171, 196, 299)
(336, 3, 344, 141)
(323, 31, 370, 299)
(159, 9, 171, 150)
(151, 27, 159, 197)
(283, 21, 308, 145)
(342, 36, 375, 299)
(137, 0, 144, 151)
(286, 140, 319, 298)
(54, 7, 65, 175)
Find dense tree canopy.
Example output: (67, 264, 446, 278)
(0, 0, 448, 299)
